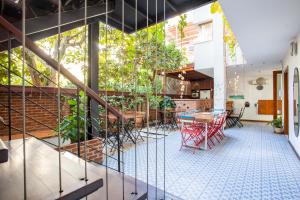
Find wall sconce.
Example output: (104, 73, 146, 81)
(291, 41, 298, 56)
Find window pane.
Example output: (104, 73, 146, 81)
(198, 22, 213, 42)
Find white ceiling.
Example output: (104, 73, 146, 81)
(219, 0, 300, 65)
(227, 64, 281, 77)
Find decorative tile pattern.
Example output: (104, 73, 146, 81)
(106, 123, 300, 200)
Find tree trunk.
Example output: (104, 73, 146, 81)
(25, 50, 42, 86)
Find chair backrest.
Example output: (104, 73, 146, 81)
(210, 113, 226, 132)
(178, 117, 198, 132)
(238, 107, 245, 119)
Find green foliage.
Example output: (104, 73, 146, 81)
(0, 20, 186, 106)
(0, 27, 86, 87)
(159, 96, 176, 110)
(268, 117, 283, 128)
(58, 91, 86, 143)
(149, 95, 163, 109)
(105, 95, 145, 111)
(98, 22, 186, 96)
(106, 95, 129, 111)
(128, 96, 144, 110)
(178, 14, 188, 40)
(0, 51, 22, 84)
(211, 2, 237, 59)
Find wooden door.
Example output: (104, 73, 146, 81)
(284, 69, 289, 135)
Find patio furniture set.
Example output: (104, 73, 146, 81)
(104, 102, 243, 154)
(178, 110, 227, 152)
(104, 109, 180, 153)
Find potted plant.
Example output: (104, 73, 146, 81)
(127, 96, 145, 126)
(268, 117, 283, 134)
(159, 96, 176, 111)
(58, 92, 86, 143)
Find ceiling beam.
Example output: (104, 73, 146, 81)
(0, 2, 114, 44)
(166, 0, 177, 12)
(124, 0, 154, 24)
(108, 15, 134, 31)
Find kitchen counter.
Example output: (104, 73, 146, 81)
(173, 99, 213, 111)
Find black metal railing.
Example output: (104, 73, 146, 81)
(0, 34, 131, 173)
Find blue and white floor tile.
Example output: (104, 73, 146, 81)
(106, 123, 300, 200)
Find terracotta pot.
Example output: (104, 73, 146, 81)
(149, 109, 158, 122)
(135, 116, 143, 127)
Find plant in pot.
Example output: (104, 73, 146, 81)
(159, 96, 176, 111)
(127, 96, 145, 126)
(268, 117, 283, 134)
(58, 94, 85, 143)
(159, 96, 176, 121)
(148, 95, 162, 122)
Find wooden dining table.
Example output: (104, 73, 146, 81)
(178, 112, 214, 150)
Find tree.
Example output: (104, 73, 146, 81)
(0, 27, 86, 87)
(0, 21, 186, 97)
(98, 22, 186, 96)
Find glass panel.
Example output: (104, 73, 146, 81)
(293, 68, 299, 137)
(198, 21, 213, 42)
(276, 73, 282, 115)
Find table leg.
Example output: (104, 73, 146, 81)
(204, 122, 208, 150)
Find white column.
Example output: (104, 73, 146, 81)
(213, 13, 226, 110)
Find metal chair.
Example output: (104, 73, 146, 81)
(226, 107, 245, 128)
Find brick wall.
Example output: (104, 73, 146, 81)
(59, 139, 103, 164)
(166, 22, 200, 61)
(0, 86, 75, 135)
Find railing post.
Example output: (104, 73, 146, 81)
(117, 117, 121, 172)
(7, 31, 12, 141)
(77, 87, 81, 157)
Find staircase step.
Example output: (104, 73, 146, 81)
(52, 178, 102, 200)
(64, 152, 148, 200)
(0, 139, 8, 163)
(0, 138, 103, 200)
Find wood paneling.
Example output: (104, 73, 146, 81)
(191, 79, 214, 90)
(258, 100, 282, 115)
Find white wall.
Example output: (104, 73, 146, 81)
(213, 13, 226, 110)
(226, 44, 245, 66)
(283, 34, 300, 156)
(191, 4, 215, 72)
(194, 41, 214, 69)
(227, 66, 280, 121)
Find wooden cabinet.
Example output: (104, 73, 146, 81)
(257, 100, 282, 115)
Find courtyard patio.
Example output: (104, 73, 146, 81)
(107, 122, 300, 200)
(1, 0, 300, 199)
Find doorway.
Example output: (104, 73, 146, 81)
(273, 70, 282, 120)
(284, 69, 289, 135)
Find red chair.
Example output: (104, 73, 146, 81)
(179, 113, 227, 151)
(206, 113, 227, 148)
(179, 118, 206, 153)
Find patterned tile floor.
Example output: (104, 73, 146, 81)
(107, 123, 300, 200)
